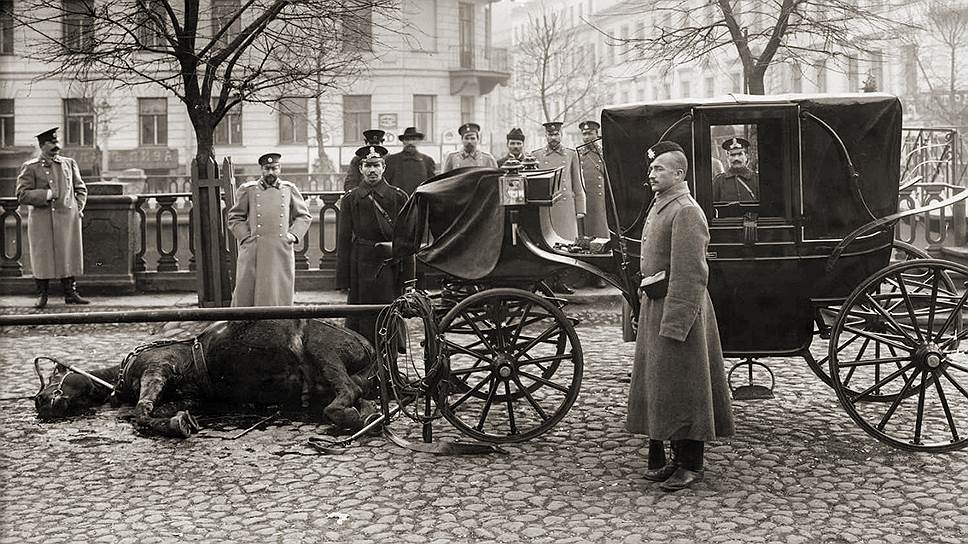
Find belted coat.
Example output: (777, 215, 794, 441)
(16, 155, 87, 279)
(578, 144, 609, 238)
(626, 184, 734, 442)
(531, 145, 586, 240)
(336, 179, 414, 344)
(227, 179, 312, 307)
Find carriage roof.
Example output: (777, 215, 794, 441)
(600, 93, 903, 239)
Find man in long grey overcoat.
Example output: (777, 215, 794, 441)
(227, 153, 312, 307)
(16, 127, 89, 308)
(627, 141, 734, 491)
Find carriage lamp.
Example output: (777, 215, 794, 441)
(499, 159, 527, 207)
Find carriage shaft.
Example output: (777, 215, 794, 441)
(0, 304, 388, 326)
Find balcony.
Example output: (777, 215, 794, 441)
(450, 46, 510, 96)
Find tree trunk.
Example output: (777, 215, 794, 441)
(747, 68, 766, 95)
(193, 122, 218, 179)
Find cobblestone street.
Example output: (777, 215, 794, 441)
(1, 301, 967, 543)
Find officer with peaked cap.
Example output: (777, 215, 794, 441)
(336, 145, 414, 345)
(577, 120, 609, 239)
(442, 122, 498, 172)
(627, 140, 734, 492)
(385, 126, 436, 196)
(712, 137, 759, 202)
(531, 121, 585, 293)
(226, 152, 312, 306)
(16, 127, 89, 308)
(497, 127, 527, 168)
(344, 129, 387, 192)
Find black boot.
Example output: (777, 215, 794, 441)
(62, 277, 90, 305)
(34, 279, 49, 309)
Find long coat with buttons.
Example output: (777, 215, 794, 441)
(531, 145, 585, 241)
(227, 179, 312, 307)
(15, 155, 87, 279)
(578, 144, 609, 238)
(626, 183, 734, 442)
(336, 179, 414, 344)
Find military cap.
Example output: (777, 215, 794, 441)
(258, 153, 282, 167)
(458, 123, 481, 137)
(36, 127, 59, 145)
(542, 121, 563, 133)
(398, 126, 424, 141)
(578, 120, 600, 132)
(355, 145, 389, 162)
(362, 129, 386, 145)
(646, 141, 685, 161)
(722, 137, 751, 151)
(506, 128, 525, 142)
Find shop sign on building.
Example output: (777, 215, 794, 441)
(108, 148, 180, 171)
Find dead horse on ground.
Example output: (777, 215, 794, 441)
(33, 319, 378, 437)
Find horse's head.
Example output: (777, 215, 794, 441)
(33, 358, 111, 420)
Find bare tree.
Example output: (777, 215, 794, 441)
(912, 0, 968, 126)
(12, 0, 399, 171)
(603, 0, 905, 95)
(514, 7, 608, 125)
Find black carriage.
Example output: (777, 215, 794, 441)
(392, 94, 968, 453)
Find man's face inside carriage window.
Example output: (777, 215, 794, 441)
(727, 148, 749, 171)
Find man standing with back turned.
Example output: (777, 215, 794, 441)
(627, 141, 734, 491)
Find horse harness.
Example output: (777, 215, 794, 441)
(116, 336, 214, 398)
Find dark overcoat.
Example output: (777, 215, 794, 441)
(336, 179, 414, 343)
(626, 184, 734, 442)
(578, 144, 609, 238)
(16, 155, 87, 279)
(384, 149, 436, 195)
(227, 179, 312, 307)
(712, 166, 759, 202)
(531, 145, 585, 240)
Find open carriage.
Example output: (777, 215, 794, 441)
(390, 94, 968, 453)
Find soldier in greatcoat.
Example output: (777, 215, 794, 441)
(442, 123, 498, 172)
(344, 129, 386, 192)
(384, 126, 436, 195)
(577, 120, 609, 239)
(531, 121, 586, 294)
(227, 153, 312, 307)
(712, 137, 759, 202)
(336, 145, 414, 345)
(16, 127, 89, 308)
(497, 128, 526, 167)
(627, 141, 734, 491)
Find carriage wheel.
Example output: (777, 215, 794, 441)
(805, 240, 939, 397)
(829, 259, 968, 452)
(437, 288, 583, 442)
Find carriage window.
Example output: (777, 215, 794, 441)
(709, 120, 787, 219)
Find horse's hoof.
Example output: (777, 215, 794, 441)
(184, 411, 201, 433)
(169, 412, 195, 438)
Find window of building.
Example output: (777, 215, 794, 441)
(278, 97, 307, 145)
(814, 59, 827, 92)
(139, 98, 168, 146)
(64, 98, 95, 147)
(458, 2, 474, 68)
(680, 78, 691, 98)
(0, 99, 12, 147)
(413, 95, 435, 142)
(460, 96, 475, 125)
(790, 63, 802, 93)
(848, 55, 860, 92)
(870, 50, 884, 92)
(704, 75, 716, 97)
(731, 71, 743, 93)
(214, 102, 243, 146)
(405, 0, 437, 51)
(63, 0, 95, 52)
(212, 0, 241, 47)
(138, 1, 167, 48)
(484, 3, 491, 58)
(342, 95, 371, 144)
(902, 44, 918, 95)
(1, 0, 14, 55)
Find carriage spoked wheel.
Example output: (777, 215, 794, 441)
(829, 259, 968, 452)
(437, 288, 583, 442)
(805, 240, 936, 397)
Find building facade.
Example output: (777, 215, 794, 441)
(0, 0, 509, 190)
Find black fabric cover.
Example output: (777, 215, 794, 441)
(393, 166, 506, 280)
(601, 93, 903, 239)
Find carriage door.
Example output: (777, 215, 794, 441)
(691, 104, 811, 356)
